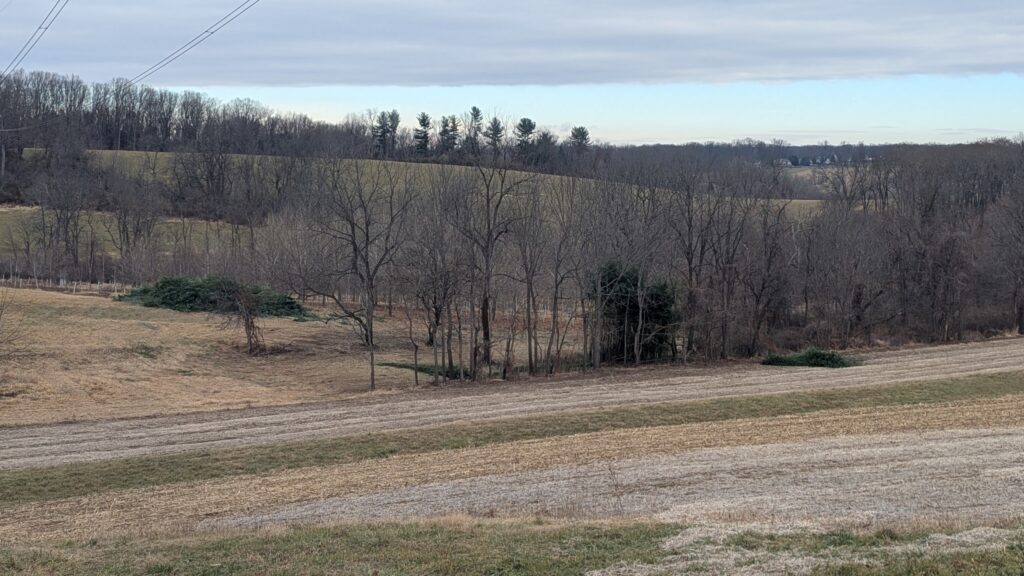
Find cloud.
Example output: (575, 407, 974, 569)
(1, 0, 1023, 86)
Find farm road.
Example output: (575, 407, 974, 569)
(3, 338, 1024, 470)
(209, 426, 1024, 531)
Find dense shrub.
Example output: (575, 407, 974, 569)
(118, 277, 308, 318)
(380, 361, 471, 380)
(591, 262, 679, 364)
(762, 348, 859, 368)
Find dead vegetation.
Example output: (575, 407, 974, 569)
(0, 287, 24, 395)
(1, 395, 1021, 544)
(4, 370, 1021, 503)
(0, 287, 432, 426)
(1, 287, 1023, 573)
(591, 524, 1024, 576)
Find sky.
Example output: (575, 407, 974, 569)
(1, 0, 1022, 145)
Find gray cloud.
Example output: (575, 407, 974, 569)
(2, 0, 1023, 86)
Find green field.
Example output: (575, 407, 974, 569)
(2, 502, 1020, 575)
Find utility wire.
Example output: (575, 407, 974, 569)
(1, 0, 261, 133)
(127, 0, 260, 87)
(0, 0, 69, 85)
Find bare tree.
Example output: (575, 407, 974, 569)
(707, 164, 760, 358)
(510, 179, 548, 375)
(741, 198, 792, 354)
(215, 281, 266, 356)
(300, 160, 416, 390)
(667, 158, 718, 361)
(446, 155, 532, 373)
(398, 166, 467, 381)
(992, 173, 1024, 334)
(96, 154, 165, 282)
(542, 175, 585, 373)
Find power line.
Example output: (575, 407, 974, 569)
(0, 0, 70, 86)
(1, 0, 262, 134)
(128, 0, 261, 87)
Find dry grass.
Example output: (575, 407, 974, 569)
(14, 283, 1022, 429)
(591, 524, 1024, 576)
(3, 521, 1022, 576)
(3, 370, 1022, 502)
(0, 520, 684, 576)
(1, 395, 1020, 543)
(0, 287, 425, 426)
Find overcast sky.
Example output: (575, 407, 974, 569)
(2, 0, 1022, 144)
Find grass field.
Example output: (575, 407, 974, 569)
(0, 287, 420, 426)
(0, 202, 235, 261)
(2, 371, 1021, 505)
(0, 150, 823, 263)
(3, 521, 1021, 576)
(1, 287, 1023, 574)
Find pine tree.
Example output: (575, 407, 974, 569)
(514, 117, 537, 163)
(438, 115, 460, 155)
(463, 106, 483, 157)
(386, 110, 400, 156)
(483, 117, 505, 156)
(569, 126, 591, 152)
(535, 130, 558, 167)
(414, 112, 432, 156)
(373, 111, 391, 157)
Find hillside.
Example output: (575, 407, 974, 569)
(2, 287, 1024, 573)
(1, 150, 821, 265)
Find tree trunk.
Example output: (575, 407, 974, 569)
(366, 295, 376, 391)
(525, 279, 535, 374)
(590, 292, 602, 370)
(455, 303, 466, 380)
(406, 309, 419, 387)
(480, 293, 491, 366)
(546, 288, 560, 374)
(1017, 293, 1024, 336)
(446, 303, 455, 376)
(634, 278, 645, 366)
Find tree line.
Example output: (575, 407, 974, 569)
(4, 69, 1024, 389)
(0, 70, 601, 197)
(5, 132, 1024, 388)
(1, 68, 887, 202)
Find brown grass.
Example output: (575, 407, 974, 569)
(0, 287, 426, 426)
(1, 395, 1020, 544)
(4, 370, 1020, 502)
(5, 282, 1024, 429)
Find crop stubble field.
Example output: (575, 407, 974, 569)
(1, 287, 1023, 574)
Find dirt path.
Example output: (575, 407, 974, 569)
(209, 426, 1024, 532)
(3, 338, 1024, 470)
(1, 397, 1020, 543)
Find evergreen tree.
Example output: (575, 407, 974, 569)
(590, 262, 679, 364)
(569, 126, 591, 152)
(483, 117, 505, 156)
(372, 109, 401, 158)
(438, 115, 460, 155)
(386, 110, 400, 155)
(463, 106, 483, 157)
(373, 111, 391, 157)
(535, 130, 559, 167)
(414, 112, 432, 156)
(514, 117, 537, 162)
